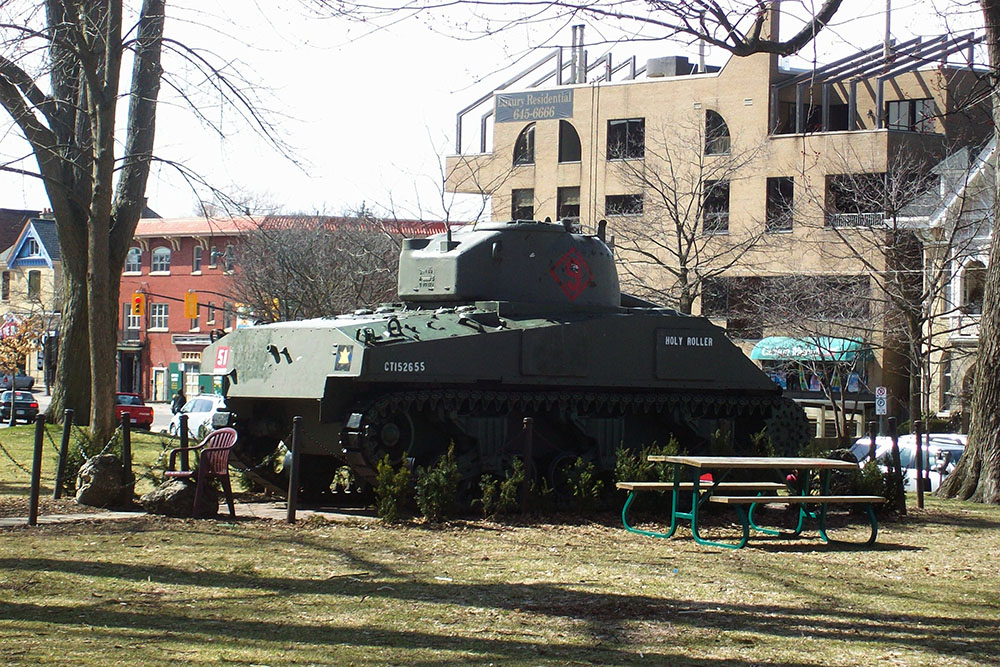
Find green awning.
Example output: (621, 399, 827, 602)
(750, 336, 869, 362)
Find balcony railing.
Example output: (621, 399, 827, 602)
(826, 212, 886, 228)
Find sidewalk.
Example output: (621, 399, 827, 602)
(0, 501, 377, 528)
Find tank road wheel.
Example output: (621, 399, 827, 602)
(375, 410, 415, 464)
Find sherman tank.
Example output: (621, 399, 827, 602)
(204, 219, 809, 498)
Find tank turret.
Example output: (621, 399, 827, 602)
(398, 220, 619, 309)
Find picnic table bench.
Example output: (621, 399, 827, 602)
(619, 455, 886, 549)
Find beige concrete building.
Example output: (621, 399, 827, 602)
(445, 10, 990, 438)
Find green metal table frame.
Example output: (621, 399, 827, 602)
(621, 462, 879, 549)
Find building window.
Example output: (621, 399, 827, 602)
(207, 302, 216, 325)
(703, 180, 730, 233)
(190, 313, 199, 331)
(941, 351, 952, 410)
(224, 244, 235, 272)
(26, 238, 40, 256)
(607, 118, 644, 160)
(512, 189, 534, 220)
(557, 187, 581, 220)
(123, 302, 141, 330)
(209, 245, 218, 268)
(886, 98, 935, 133)
(705, 110, 731, 155)
(558, 120, 581, 162)
(125, 247, 141, 273)
(1, 272, 8, 301)
(149, 302, 169, 330)
(605, 194, 643, 216)
(192, 246, 203, 273)
(151, 246, 171, 272)
(766, 177, 794, 232)
(27, 270, 41, 299)
(513, 123, 535, 165)
(223, 302, 233, 330)
(826, 173, 886, 227)
(961, 260, 986, 314)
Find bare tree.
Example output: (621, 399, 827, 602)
(230, 213, 402, 322)
(798, 147, 985, 429)
(611, 119, 770, 314)
(744, 274, 878, 442)
(0, 2, 292, 442)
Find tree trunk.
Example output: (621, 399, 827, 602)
(939, 0, 1000, 503)
(49, 271, 91, 424)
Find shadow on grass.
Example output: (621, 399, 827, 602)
(1, 553, 997, 664)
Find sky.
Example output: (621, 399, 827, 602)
(0, 0, 986, 222)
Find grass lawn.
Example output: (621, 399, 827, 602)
(1, 491, 999, 665)
(0, 422, 175, 517)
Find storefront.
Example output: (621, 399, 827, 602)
(751, 336, 875, 439)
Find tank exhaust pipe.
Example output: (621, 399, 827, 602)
(597, 219, 607, 243)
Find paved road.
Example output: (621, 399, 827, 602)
(1, 391, 173, 433)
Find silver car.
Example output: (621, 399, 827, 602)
(852, 433, 966, 491)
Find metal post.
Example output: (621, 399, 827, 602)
(28, 414, 46, 526)
(914, 419, 925, 508)
(286, 416, 302, 523)
(179, 414, 190, 471)
(888, 416, 905, 515)
(8, 388, 14, 427)
(120, 414, 134, 500)
(868, 420, 878, 463)
(521, 417, 534, 514)
(52, 408, 74, 500)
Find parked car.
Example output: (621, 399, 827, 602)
(115, 392, 154, 430)
(852, 433, 966, 491)
(167, 394, 229, 439)
(0, 372, 34, 390)
(0, 390, 39, 424)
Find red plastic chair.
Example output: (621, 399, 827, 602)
(165, 427, 239, 518)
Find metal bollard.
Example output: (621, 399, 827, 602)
(867, 420, 878, 464)
(914, 419, 925, 509)
(179, 414, 189, 471)
(120, 414, 134, 500)
(53, 409, 74, 500)
(888, 416, 906, 515)
(28, 414, 46, 526)
(287, 416, 302, 524)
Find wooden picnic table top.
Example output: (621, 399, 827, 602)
(647, 455, 858, 470)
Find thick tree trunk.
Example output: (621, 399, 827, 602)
(939, 0, 1000, 503)
(49, 271, 91, 424)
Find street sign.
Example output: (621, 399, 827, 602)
(875, 396, 887, 415)
(875, 386, 887, 398)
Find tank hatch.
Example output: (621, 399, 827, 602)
(398, 220, 620, 309)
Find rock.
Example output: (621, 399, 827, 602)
(140, 478, 219, 517)
(76, 455, 131, 508)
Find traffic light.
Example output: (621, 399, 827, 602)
(131, 292, 145, 316)
(184, 291, 199, 319)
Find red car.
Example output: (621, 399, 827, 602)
(115, 392, 154, 430)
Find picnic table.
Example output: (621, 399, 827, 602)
(617, 455, 885, 549)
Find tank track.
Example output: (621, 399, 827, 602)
(342, 388, 791, 485)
